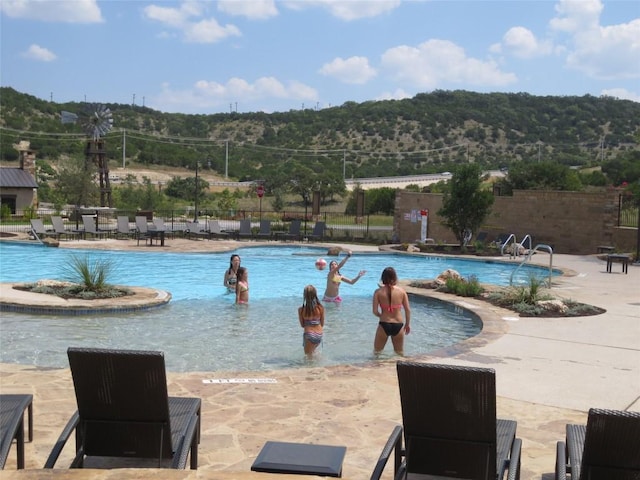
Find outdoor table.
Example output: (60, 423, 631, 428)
(606, 254, 630, 274)
(251, 441, 346, 477)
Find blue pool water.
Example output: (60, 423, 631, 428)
(0, 243, 556, 372)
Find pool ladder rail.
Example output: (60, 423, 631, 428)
(509, 243, 554, 287)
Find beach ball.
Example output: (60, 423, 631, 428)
(315, 258, 327, 270)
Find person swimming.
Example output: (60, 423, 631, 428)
(298, 285, 325, 356)
(322, 249, 366, 303)
(372, 266, 411, 355)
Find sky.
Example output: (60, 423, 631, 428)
(1, 0, 639, 115)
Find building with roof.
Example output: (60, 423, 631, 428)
(0, 141, 38, 213)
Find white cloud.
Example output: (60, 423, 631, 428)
(218, 0, 278, 20)
(550, 0, 603, 33)
(549, 0, 640, 80)
(283, 0, 400, 21)
(22, 44, 56, 62)
(152, 77, 318, 112)
(319, 56, 377, 84)
(492, 26, 553, 58)
(600, 88, 640, 103)
(375, 88, 411, 101)
(184, 18, 241, 43)
(0, 0, 103, 23)
(144, 1, 241, 43)
(381, 39, 517, 89)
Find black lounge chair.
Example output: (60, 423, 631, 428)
(81, 215, 109, 240)
(255, 220, 272, 240)
(238, 219, 253, 239)
(555, 408, 640, 480)
(0, 394, 33, 469)
(30, 218, 59, 240)
(276, 219, 302, 242)
(153, 218, 180, 238)
(185, 221, 209, 240)
(44, 347, 201, 470)
(115, 216, 135, 239)
(372, 362, 522, 480)
(51, 216, 81, 241)
(206, 220, 230, 239)
(308, 221, 326, 241)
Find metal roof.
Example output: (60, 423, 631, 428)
(0, 168, 38, 188)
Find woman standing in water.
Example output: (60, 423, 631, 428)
(372, 267, 411, 355)
(224, 254, 241, 292)
(298, 285, 325, 356)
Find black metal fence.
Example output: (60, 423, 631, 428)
(618, 194, 639, 228)
(0, 207, 393, 244)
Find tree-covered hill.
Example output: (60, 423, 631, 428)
(1, 86, 638, 182)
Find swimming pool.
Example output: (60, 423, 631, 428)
(0, 243, 555, 372)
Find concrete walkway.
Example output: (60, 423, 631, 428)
(0, 237, 638, 479)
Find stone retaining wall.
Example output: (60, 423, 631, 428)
(394, 189, 636, 254)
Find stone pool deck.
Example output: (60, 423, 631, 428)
(0, 236, 638, 479)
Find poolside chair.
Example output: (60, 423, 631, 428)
(238, 219, 253, 240)
(0, 394, 34, 469)
(255, 219, 272, 240)
(308, 221, 326, 241)
(372, 362, 522, 480)
(153, 218, 179, 238)
(276, 219, 302, 242)
(555, 408, 640, 480)
(81, 215, 108, 240)
(135, 216, 152, 245)
(115, 216, 135, 239)
(206, 220, 230, 240)
(51, 216, 81, 240)
(185, 221, 209, 240)
(475, 231, 489, 243)
(29, 218, 59, 241)
(44, 347, 201, 470)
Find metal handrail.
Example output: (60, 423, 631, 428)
(500, 233, 517, 257)
(510, 243, 554, 287)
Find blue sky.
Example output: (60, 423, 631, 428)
(1, 0, 638, 114)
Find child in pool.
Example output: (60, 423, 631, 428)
(235, 267, 249, 304)
(298, 285, 325, 356)
(322, 249, 366, 303)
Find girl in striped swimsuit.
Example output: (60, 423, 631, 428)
(298, 285, 325, 356)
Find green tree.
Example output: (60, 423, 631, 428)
(55, 157, 99, 207)
(438, 164, 494, 246)
(502, 161, 583, 193)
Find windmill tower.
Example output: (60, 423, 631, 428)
(61, 104, 114, 207)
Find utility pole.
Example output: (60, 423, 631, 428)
(225, 140, 229, 179)
(122, 129, 126, 169)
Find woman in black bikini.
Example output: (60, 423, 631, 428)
(372, 266, 411, 355)
(223, 254, 241, 292)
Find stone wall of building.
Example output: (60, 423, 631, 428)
(393, 190, 636, 254)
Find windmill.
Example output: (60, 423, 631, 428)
(61, 103, 114, 207)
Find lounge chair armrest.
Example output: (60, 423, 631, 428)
(44, 411, 80, 468)
(370, 425, 404, 480)
(555, 441, 567, 480)
(506, 437, 522, 480)
(170, 413, 200, 470)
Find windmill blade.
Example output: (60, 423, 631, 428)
(60, 111, 78, 124)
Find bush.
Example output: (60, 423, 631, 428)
(443, 275, 483, 297)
